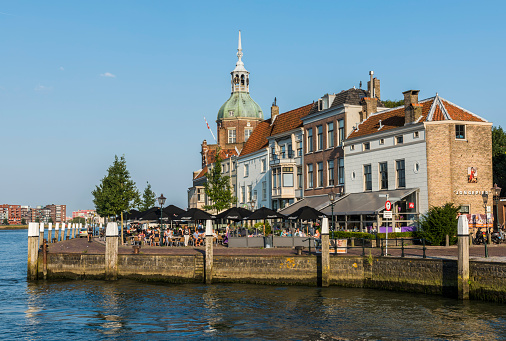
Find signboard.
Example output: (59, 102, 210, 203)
(385, 201, 392, 211)
(331, 239, 347, 254)
(383, 211, 392, 219)
(408, 202, 415, 209)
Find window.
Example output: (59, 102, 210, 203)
(338, 158, 344, 185)
(350, 145, 355, 151)
(395, 135, 403, 144)
(271, 147, 277, 160)
(317, 125, 323, 150)
(327, 122, 334, 148)
(247, 185, 252, 202)
(379, 138, 385, 145)
(233, 185, 236, 196)
(261, 159, 266, 172)
(379, 162, 388, 190)
(288, 143, 293, 158)
(297, 167, 302, 188)
(414, 161, 420, 173)
(317, 162, 323, 187)
(460, 205, 470, 214)
(456, 125, 466, 139)
(364, 164, 372, 191)
(413, 131, 419, 139)
(338, 120, 345, 146)
(281, 145, 286, 158)
(228, 129, 236, 143)
(363, 142, 370, 151)
(307, 128, 313, 152)
(197, 188, 205, 202)
(307, 164, 314, 188)
(396, 159, 406, 188)
(272, 168, 279, 188)
(244, 164, 249, 177)
(297, 141, 302, 156)
(241, 186, 245, 203)
(245, 128, 253, 141)
(262, 181, 267, 200)
(283, 167, 294, 187)
(328, 160, 335, 186)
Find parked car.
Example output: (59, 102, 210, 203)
(78, 228, 88, 238)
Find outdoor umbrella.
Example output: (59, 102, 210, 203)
(138, 207, 162, 221)
(216, 207, 253, 221)
(176, 208, 214, 221)
(163, 205, 185, 220)
(126, 209, 142, 220)
(245, 207, 285, 220)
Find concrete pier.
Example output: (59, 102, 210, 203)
(321, 217, 330, 287)
(458, 215, 470, 300)
(105, 222, 119, 280)
(27, 223, 39, 280)
(205, 219, 213, 284)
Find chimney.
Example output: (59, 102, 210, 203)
(271, 97, 279, 120)
(368, 71, 374, 98)
(405, 103, 423, 125)
(403, 90, 420, 107)
(218, 125, 227, 148)
(361, 97, 378, 120)
(367, 72, 381, 100)
(201, 140, 208, 168)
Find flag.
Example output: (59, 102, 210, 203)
(204, 117, 216, 142)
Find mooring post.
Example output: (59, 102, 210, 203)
(321, 217, 330, 287)
(61, 223, 66, 241)
(205, 219, 214, 284)
(55, 223, 60, 242)
(39, 223, 44, 248)
(27, 222, 39, 281)
(457, 215, 470, 300)
(71, 223, 76, 239)
(48, 223, 52, 243)
(105, 222, 119, 281)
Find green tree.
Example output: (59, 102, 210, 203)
(139, 181, 156, 211)
(492, 126, 506, 196)
(92, 155, 140, 238)
(71, 217, 86, 225)
(416, 203, 460, 246)
(203, 150, 235, 214)
(48, 217, 53, 223)
(2, 218, 8, 225)
(382, 99, 404, 108)
(21, 218, 26, 225)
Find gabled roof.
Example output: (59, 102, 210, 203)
(205, 148, 238, 165)
(240, 102, 316, 157)
(347, 94, 487, 140)
(194, 166, 208, 180)
(331, 88, 385, 108)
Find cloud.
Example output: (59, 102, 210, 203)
(100, 72, 116, 78)
(34, 85, 53, 92)
(59, 66, 64, 71)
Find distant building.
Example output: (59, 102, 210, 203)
(46, 204, 66, 223)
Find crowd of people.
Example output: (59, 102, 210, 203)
(126, 224, 220, 247)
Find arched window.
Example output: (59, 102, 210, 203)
(241, 74, 245, 85)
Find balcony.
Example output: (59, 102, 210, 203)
(271, 186, 295, 199)
(270, 151, 298, 166)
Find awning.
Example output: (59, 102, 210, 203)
(319, 188, 418, 216)
(279, 195, 331, 215)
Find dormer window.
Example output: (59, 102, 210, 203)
(228, 110, 234, 117)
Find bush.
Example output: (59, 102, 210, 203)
(416, 203, 460, 246)
(254, 221, 271, 235)
(330, 231, 375, 239)
(376, 232, 415, 239)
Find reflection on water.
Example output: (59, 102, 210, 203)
(1, 230, 506, 340)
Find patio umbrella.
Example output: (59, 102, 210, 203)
(138, 207, 162, 221)
(163, 204, 186, 230)
(245, 207, 285, 220)
(176, 208, 214, 221)
(286, 206, 327, 220)
(126, 209, 141, 220)
(216, 207, 253, 221)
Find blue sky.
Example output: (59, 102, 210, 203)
(1, 0, 505, 215)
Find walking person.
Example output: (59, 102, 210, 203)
(183, 226, 190, 246)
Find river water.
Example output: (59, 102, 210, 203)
(1, 229, 506, 340)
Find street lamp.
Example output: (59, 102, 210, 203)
(328, 191, 336, 231)
(158, 193, 166, 231)
(491, 183, 502, 231)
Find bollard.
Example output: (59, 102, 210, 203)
(350, 237, 355, 248)
(422, 239, 426, 259)
(105, 222, 119, 280)
(62, 223, 67, 241)
(48, 223, 53, 243)
(205, 219, 214, 284)
(446, 234, 450, 247)
(361, 238, 365, 256)
(469, 232, 473, 246)
(401, 239, 405, 258)
(55, 223, 60, 242)
(39, 223, 45, 248)
(457, 215, 470, 300)
(320, 217, 330, 287)
(380, 239, 384, 257)
(27, 223, 39, 280)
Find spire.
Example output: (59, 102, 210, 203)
(237, 30, 243, 62)
(231, 30, 249, 92)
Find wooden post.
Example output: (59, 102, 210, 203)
(446, 234, 450, 247)
(61, 223, 66, 241)
(105, 222, 119, 280)
(48, 223, 53, 243)
(55, 223, 60, 242)
(39, 223, 44, 248)
(205, 219, 214, 284)
(458, 216, 470, 300)
(27, 223, 39, 281)
(321, 217, 330, 287)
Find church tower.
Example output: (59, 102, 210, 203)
(216, 31, 264, 149)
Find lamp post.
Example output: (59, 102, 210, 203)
(482, 192, 489, 257)
(328, 191, 336, 232)
(491, 183, 502, 231)
(158, 193, 166, 232)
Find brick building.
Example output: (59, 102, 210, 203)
(0, 204, 22, 224)
(46, 204, 66, 223)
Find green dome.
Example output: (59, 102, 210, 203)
(217, 92, 263, 120)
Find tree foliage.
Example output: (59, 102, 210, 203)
(382, 99, 404, 108)
(492, 126, 506, 197)
(71, 217, 86, 224)
(203, 150, 235, 214)
(416, 203, 460, 245)
(138, 181, 157, 211)
(92, 155, 140, 218)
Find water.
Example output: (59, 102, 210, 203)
(1, 230, 506, 340)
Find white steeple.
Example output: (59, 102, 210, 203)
(231, 30, 249, 92)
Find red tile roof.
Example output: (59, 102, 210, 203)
(194, 166, 208, 180)
(205, 148, 238, 165)
(348, 95, 487, 139)
(240, 102, 317, 157)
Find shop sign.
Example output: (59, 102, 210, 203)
(454, 190, 489, 195)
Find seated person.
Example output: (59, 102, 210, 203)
(193, 230, 202, 246)
(314, 229, 321, 239)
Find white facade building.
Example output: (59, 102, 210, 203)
(236, 149, 270, 210)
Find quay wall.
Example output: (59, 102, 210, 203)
(40, 253, 506, 303)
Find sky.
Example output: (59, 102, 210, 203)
(1, 0, 505, 215)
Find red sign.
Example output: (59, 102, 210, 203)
(385, 201, 392, 211)
(409, 202, 415, 209)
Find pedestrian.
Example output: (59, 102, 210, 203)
(183, 226, 190, 246)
